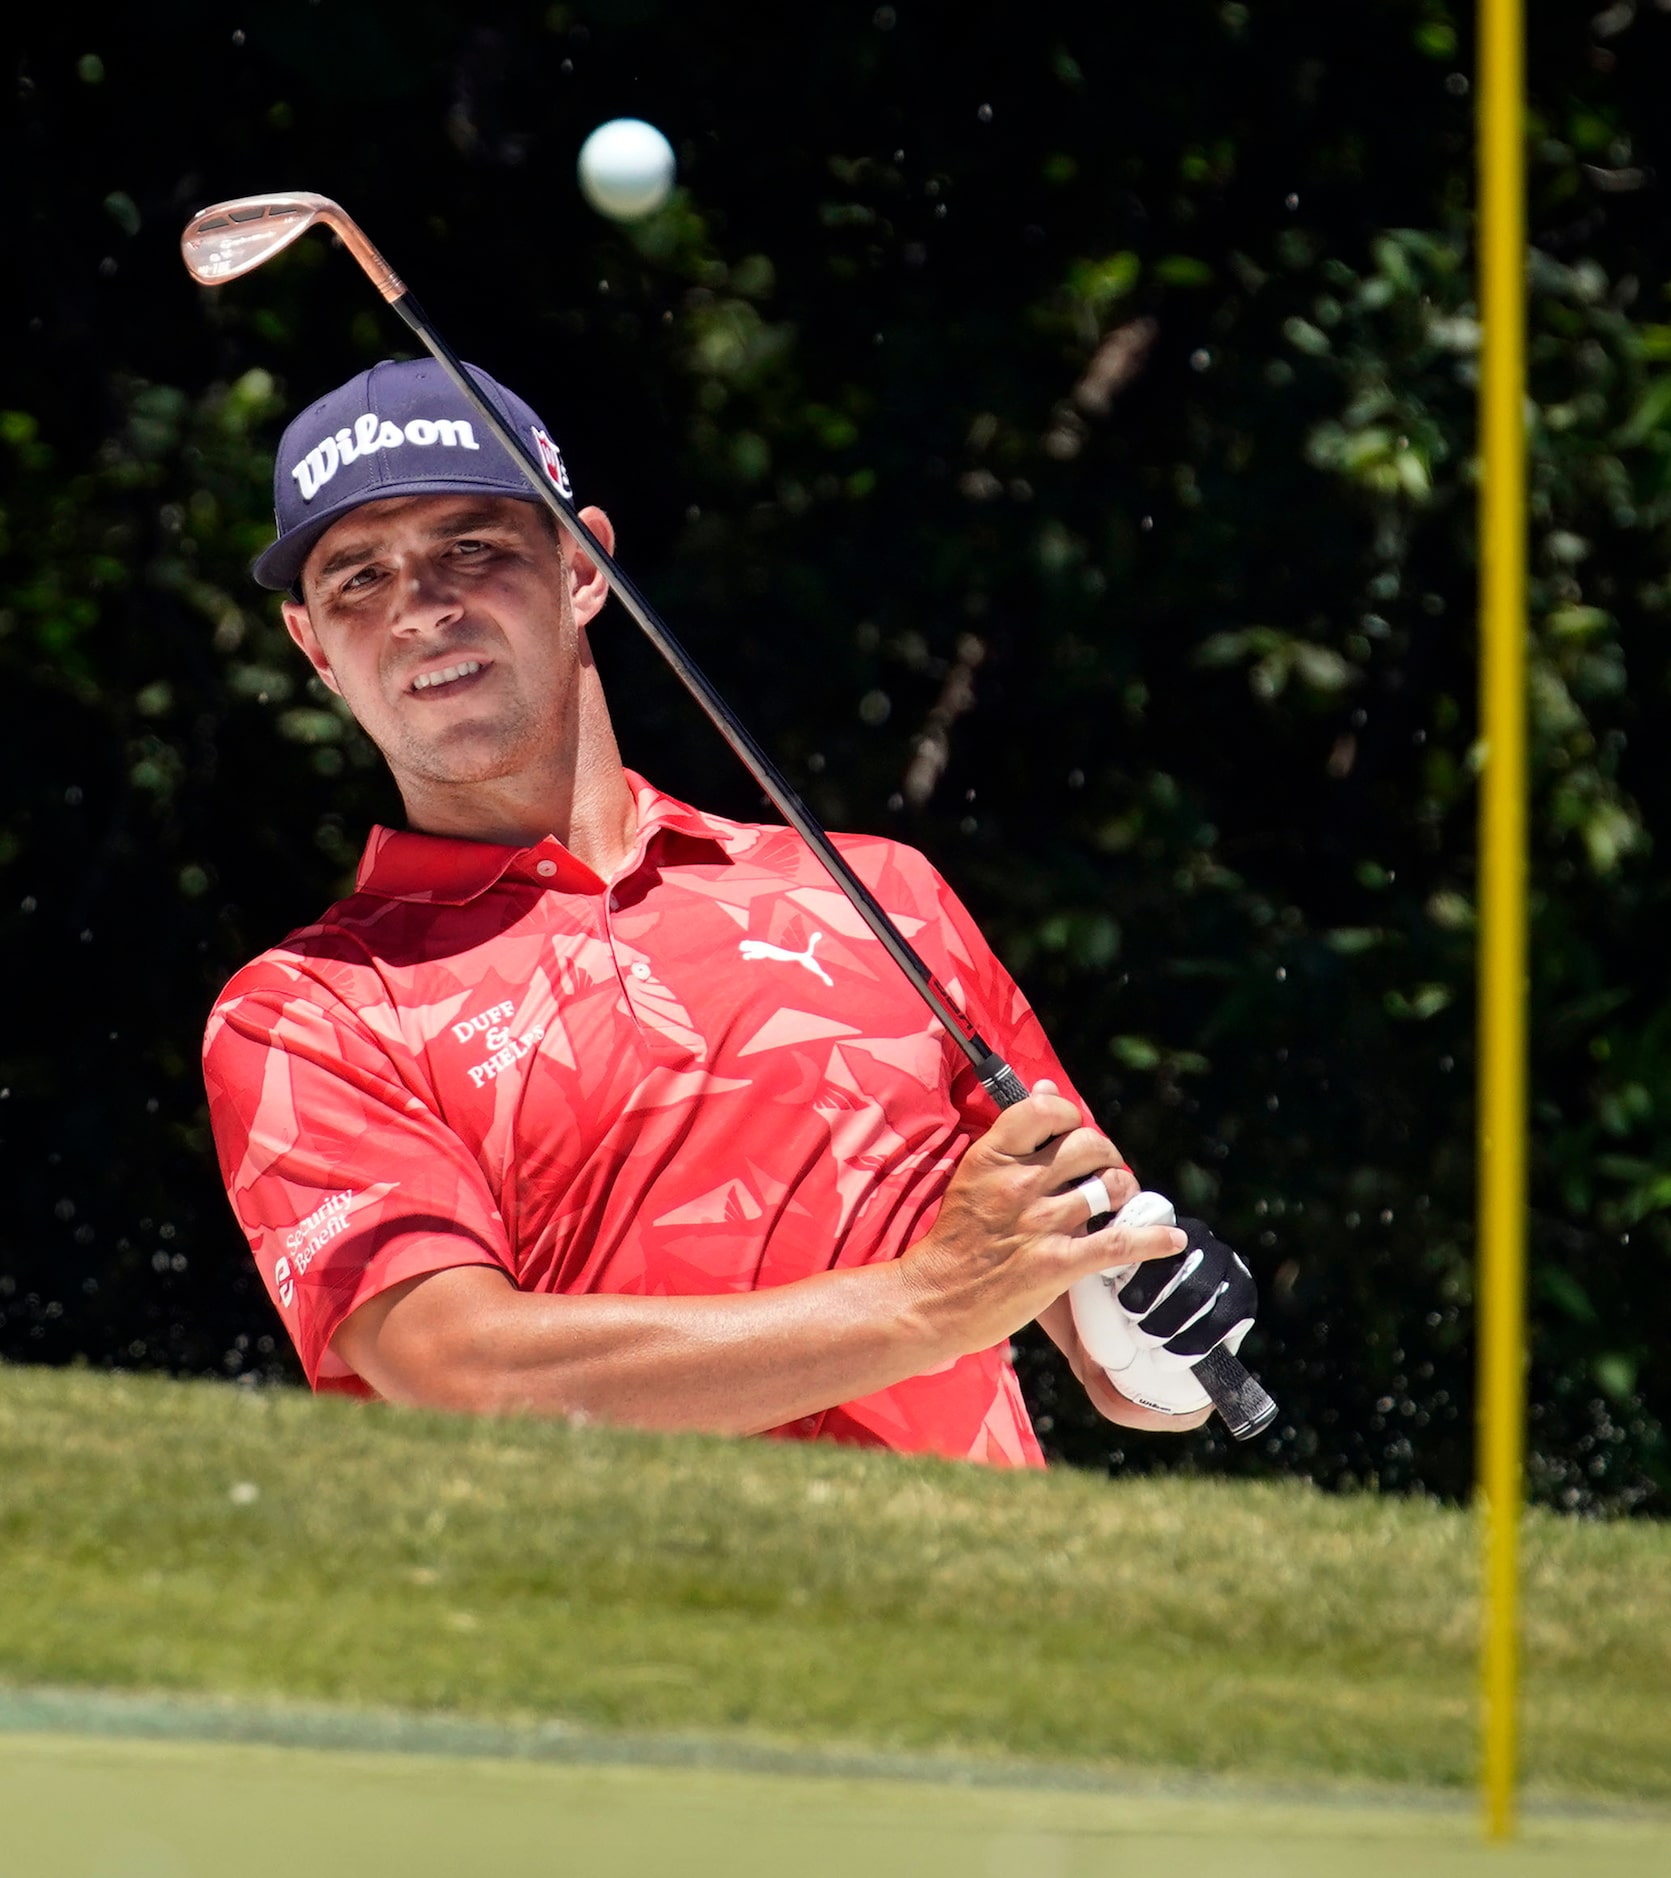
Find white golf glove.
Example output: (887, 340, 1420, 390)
(1068, 1190, 1259, 1417)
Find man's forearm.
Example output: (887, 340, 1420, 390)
(333, 1086, 1177, 1437)
(333, 1259, 961, 1435)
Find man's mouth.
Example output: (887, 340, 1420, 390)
(410, 659, 486, 694)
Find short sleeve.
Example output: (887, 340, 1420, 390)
(203, 961, 512, 1391)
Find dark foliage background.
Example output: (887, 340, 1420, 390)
(4, 0, 1670, 1512)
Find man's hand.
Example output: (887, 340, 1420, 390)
(898, 1080, 1188, 1359)
(1034, 1293, 1214, 1432)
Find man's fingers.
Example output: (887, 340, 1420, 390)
(983, 1088, 1088, 1157)
(1083, 1219, 1189, 1267)
(1043, 1168, 1142, 1236)
(1038, 1131, 1127, 1189)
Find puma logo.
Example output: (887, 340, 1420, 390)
(737, 931, 834, 987)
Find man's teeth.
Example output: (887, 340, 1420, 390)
(412, 660, 483, 692)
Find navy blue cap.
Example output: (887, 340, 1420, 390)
(254, 358, 572, 592)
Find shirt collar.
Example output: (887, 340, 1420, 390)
(354, 771, 741, 905)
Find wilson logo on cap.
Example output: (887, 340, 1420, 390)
(291, 412, 481, 502)
(255, 360, 575, 591)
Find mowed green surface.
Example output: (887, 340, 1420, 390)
(5, 1734, 1671, 1878)
(1, 1366, 1668, 1805)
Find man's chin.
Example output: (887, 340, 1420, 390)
(383, 724, 534, 790)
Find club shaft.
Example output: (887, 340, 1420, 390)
(388, 295, 1010, 1081)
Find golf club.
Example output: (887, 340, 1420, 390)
(181, 191, 1278, 1441)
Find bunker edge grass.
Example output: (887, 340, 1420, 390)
(0, 1365, 1665, 1805)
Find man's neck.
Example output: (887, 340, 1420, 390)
(400, 760, 640, 880)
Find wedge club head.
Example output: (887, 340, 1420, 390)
(182, 193, 406, 300)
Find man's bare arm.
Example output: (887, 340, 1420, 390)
(336, 1261, 942, 1433)
(332, 1086, 1184, 1434)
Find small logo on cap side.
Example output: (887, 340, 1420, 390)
(532, 427, 572, 498)
(291, 414, 480, 502)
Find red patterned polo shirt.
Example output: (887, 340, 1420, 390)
(203, 774, 1091, 1467)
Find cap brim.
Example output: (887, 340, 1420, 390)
(252, 476, 551, 592)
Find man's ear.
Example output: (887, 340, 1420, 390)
(566, 505, 615, 630)
(282, 597, 343, 696)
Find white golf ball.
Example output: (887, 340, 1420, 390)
(577, 118, 677, 222)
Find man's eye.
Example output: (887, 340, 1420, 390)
(451, 538, 491, 557)
(341, 567, 380, 593)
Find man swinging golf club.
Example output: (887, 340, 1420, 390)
(204, 356, 1256, 1464)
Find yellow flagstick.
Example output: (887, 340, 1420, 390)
(1477, 0, 1528, 1843)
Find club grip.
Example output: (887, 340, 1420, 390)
(1193, 1343, 1279, 1441)
(976, 1051, 1032, 1107)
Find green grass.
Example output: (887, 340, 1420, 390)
(2, 1365, 1667, 1805)
(7, 1735, 1671, 1878)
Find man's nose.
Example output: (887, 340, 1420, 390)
(388, 557, 464, 632)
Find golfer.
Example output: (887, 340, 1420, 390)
(204, 358, 1211, 1466)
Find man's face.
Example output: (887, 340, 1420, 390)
(281, 493, 613, 799)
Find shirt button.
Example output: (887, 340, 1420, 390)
(608, 893, 619, 911)
(630, 962, 651, 980)
(535, 859, 557, 878)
